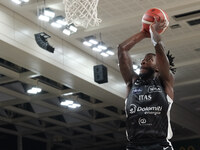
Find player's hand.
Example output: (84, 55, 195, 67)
(151, 16, 167, 33)
(149, 17, 165, 45)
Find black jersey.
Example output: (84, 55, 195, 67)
(125, 76, 173, 144)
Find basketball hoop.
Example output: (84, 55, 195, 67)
(63, 0, 102, 28)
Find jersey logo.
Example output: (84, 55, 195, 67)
(129, 104, 137, 114)
(138, 117, 146, 125)
(138, 117, 152, 126)
(133, 88, 142, 94)
(138, 94, 152, 101)
(129, 105, 162, 115)
(148, 85, 162, 93)
(138, 106, 162, 115)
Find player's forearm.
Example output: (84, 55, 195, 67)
(151, 26, 169, 69)
(155, 42, 169, 66)
(117, 32, 144, 85)
(118, 31, 146, 52)
(155, 42, 171, 80)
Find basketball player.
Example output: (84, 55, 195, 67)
(118, 18, 175, 150)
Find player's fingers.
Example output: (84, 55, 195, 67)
(153, 16, 158, 23)
(161, 22, 167, 28)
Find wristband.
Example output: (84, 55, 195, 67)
(149, 27, 157, 46)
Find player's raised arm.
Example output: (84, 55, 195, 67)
(118, 31, 147, 90)
(149, 18, 174, 98)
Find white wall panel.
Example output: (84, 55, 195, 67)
(0, 4, 126, 106)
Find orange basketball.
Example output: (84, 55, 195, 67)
(142, 8, 169, 34)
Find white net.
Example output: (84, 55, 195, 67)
(63, 0, 102, 28)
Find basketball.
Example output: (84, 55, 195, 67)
(142, 8, 169, 34)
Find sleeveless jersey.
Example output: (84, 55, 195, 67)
(125, 77, 173, 144)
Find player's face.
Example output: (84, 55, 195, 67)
(140, 53, 157, 75)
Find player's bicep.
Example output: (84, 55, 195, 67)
(163, 72, 174, 99)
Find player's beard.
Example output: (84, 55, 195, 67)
(139, 67, 155, 79)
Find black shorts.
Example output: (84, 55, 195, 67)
(126, 140, 174, 150)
